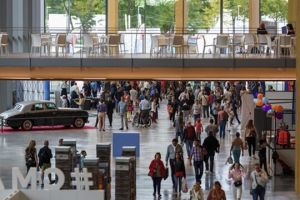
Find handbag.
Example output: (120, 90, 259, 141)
(164, 167, 169, 180)
(234, 180, 242, 187)
(226, 156, 233, 164)
(181, 178, 188, 193)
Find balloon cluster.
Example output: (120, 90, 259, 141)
(253, 93, 284, 120)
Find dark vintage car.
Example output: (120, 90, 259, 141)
(0, 101, 89, 131)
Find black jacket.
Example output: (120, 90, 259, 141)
(203, 135, 220, 154)
(38, 146, 53, 165)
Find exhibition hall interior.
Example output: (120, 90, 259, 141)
(0, 0, 300, 200)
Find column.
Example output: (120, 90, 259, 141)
(296, 0, 300, 194)
(249, 0, 259, 33)
(107, 0, 118, 34)
(288, 0, 296, 24)
(175, 0, 187, 34)
(43, 80, 50, 100)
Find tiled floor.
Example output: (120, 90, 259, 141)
(0, 100, 299, 200)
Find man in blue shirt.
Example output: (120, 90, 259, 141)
(118, 96, 128, 130)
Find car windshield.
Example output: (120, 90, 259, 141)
(13, 104, 22, 111)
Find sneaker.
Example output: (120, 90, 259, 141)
(41, 183, 44, 188)
(103, 129, 105, 132)
(119, 128, 124, 130)
(205, 170, 209, 174)
(153, 193, 156, 197)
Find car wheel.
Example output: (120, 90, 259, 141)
(73, 118, 85, 128)
(22, 120, 33, 131)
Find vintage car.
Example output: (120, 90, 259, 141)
(0, 101, 89, 131)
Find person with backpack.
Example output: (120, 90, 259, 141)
(38, 140, 54, 188)
(183, 122, 196, 157)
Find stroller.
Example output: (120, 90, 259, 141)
(132, 110, 152, 128)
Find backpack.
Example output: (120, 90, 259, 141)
(39, 149, 49, 165)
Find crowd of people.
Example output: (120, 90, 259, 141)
(27, 80, 274, 199)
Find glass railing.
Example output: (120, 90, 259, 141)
(0, 27, 296, 64)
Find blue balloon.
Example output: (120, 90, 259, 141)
(262, 97, 269, 104)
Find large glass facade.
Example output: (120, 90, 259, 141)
(260, 0, 288, 34)
(223, 0, 249, 33)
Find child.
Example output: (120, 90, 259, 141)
(127, 100, 134, 122)
(194, 118, 203, 142)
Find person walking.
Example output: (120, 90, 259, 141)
(194, 118, 203, 142)
(245, 120, 257, 159)
(207, 181, 226, 200)
(199, 91, 209, 119)
(205, 119, 219, 138)
(148, 152, 166, 198)
(189, 139, 205, 183)
(174, 152, 186, 196)
(165, 138, 183, 189)
(250, 163, 268, 200)
(38, 140, 54, 188)
(230, 132, 244, 164)
(189, 182, 204, 200)
(258, 134, 271, 177)
(97, 99, 107, 131)
(229, 163, 245, 200)
(106, 97, 114, 127)
(192, 99, 202, 122)
(202, 131, 220, 174)
(25, 140, 38, 174)
(175, 112, 184, 142)
(218, 106, 229, 139)
(230, 96, 241, 125)
(180, 95, 190, 123)
(183, 122, 196, 157)
(118, 96, 128, 130)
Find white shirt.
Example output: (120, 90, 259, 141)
(250, 170, 268, 189)
(139, 99, 150, 110)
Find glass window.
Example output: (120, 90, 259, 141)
(45, 103, 57, 110)
(223, 0, 249, 34)
(31, 104, 44, 111)
(260, 0, 288, 34)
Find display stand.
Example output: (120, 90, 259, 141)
(122, 146, 136, 200)
(55, 146, 72, 189)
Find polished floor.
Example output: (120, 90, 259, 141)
(0, 100, 299, 200)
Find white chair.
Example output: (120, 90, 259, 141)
(83, 34, 94, 56)
(214, 35, 230, 54)
(31, 34, 42, 56)
(41, 33, 51, 55)
(230, 34, 243, 54)
(257, 34, 268, 55)
(150, 35, 159, 57)
(0, 33, 9, 55)
(157, 35, 168, 56)
(242, 34, 259, 54)
(279, 35, 293, 56)
(55, 34, 67, 56)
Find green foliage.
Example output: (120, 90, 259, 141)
(261, 0, 288, 23)
(46, 0, 105, 32)
(188, 0, 220, 33)
(224, 0, 248, 20)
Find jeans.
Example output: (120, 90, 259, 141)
(203, 105, 209, 118)
(205, 153, 215, 172)
(185, 140, 194, 157)
(193, 114, 201, 122)
(232, 149, 241, 163)
(174, 175, 183, 193)
(107, 112, 113, 126)
(169, 159, 176, 187)
(120, 114, 128, 129)
(219, 120, 227, 139)
(252, 186, 266, 200)
(230, 109, 240, 124)
(246, 137, 256, 157)
(193, 160, 204, 183)
(152, 177, 162, 195)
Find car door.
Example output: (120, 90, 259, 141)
(44, 102, 59, 125)
(28, 103, 46, 125)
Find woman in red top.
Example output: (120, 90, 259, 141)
(148, 152, 166, 198)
